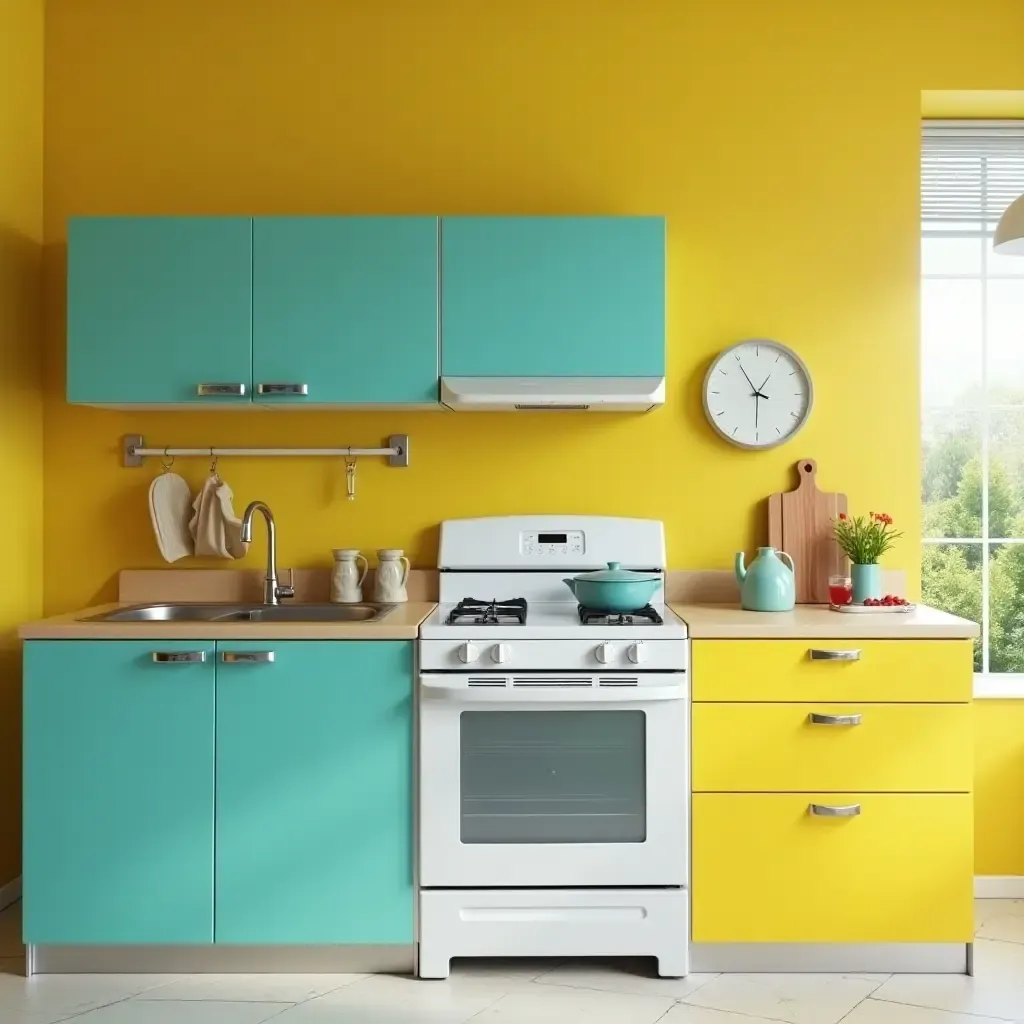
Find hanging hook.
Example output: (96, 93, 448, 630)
(345, 455, 357, 501)
(209, 447, 219, 475)
(160, 446, 175, 472)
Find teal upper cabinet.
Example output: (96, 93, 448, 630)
(440, 216, 666, 377)
(23, 641, 215, 944)
(215, 640, 413, 944)
(67, 217, 252, 405)
(252, 217, 438, 406)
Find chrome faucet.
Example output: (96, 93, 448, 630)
(240, 501, 295, 606)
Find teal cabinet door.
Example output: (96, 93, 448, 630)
(215, 640, 413, 943)
(67, 216, 253, 405)
(23, 641, 215, 944)
(441, 216, 666, 377)
(252, 217, 438, 405)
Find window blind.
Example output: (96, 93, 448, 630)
(922, 120, 1024, 226)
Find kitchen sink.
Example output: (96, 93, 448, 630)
(85, 603, 396, 624)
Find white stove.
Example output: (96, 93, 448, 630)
(417, 516, 689, 980)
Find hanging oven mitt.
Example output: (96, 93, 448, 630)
(149, 472, 194, 562)
(189, 473, 249, 559)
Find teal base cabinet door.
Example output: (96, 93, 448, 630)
(253, 217, 439, 405)
(441, 216, 666, 378)
(23, 641, 215, 944)
(67, 216, 253, 405)
(215, 640, 413, 944)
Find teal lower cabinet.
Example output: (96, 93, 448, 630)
(214, 640, 414, 944)
(23, 641, 216, 944)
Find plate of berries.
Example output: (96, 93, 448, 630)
(830, 595, 916, 613)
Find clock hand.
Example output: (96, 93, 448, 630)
(738, 364, 759, 396)
(756, 372, 773, 396)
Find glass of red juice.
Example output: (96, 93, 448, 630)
(829, 574, 852, 605)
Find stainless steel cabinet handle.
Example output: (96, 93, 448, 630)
(221, 651, 275, 664)
(808, 712, 863, 726)
(152, 651, 207, 663)
(809, 649, 861, 662)
(809, 803, 862, 817)
(197, 383, 247, 397)
(257, 383, 309, 396)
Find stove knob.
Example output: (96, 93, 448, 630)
(491, 643, 512, 664)
(458, 642, 480, 664)
(596, 642, 616, 665)
(628, 641, 647, 665)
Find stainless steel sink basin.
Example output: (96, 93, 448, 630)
(85, 603, 396, 624)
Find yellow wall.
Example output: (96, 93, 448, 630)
(0, 0, 44, 883)
(40, 1, 1024, 873)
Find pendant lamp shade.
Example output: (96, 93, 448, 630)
(994, 193, 1024, 255)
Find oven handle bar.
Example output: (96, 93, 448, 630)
(419, 677, 685, 703)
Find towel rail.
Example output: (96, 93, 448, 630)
(122, 434, 410, 468)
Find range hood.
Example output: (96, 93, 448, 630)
(440, 377, 666, 411)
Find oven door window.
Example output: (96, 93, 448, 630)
(459, 710, 646, 844)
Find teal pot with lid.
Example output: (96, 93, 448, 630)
(563, 562, 661, 612)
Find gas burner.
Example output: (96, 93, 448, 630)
(447, 598, 528, 626)
(578, 604, 664, 626)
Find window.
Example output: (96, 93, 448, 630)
(921, 121, 1024, 692)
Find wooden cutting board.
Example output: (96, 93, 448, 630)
(768, 459, 847, 604)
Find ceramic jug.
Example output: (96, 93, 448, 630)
(331, 549, 368, 603)
(735, 546, 796, 612)
(374, 549, 410, 603)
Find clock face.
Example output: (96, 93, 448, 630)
(703, 340, 812, 449)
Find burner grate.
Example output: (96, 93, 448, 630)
(578, 604, 664, 626)
(447, 597, 528, 626)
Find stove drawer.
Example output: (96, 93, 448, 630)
(691, 639, 971, 703)
(692, 702, 971, 793)
(419, 887, 688, 979)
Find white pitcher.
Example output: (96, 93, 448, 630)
(331, 549, 368, 604)
(374, 549, 410, 603)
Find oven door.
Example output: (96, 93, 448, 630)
(418, 672, 688, 888)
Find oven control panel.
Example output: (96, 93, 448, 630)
(520, 530, 585, 557)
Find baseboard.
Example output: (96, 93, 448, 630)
(975, 875, 1024, 898)
(0, 876, 21, 912)
(689, 942, 969, 974)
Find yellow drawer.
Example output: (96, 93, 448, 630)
(692, 793, 974, 943)
(691, 639, 972, 703)
(692, 702, 971, 793)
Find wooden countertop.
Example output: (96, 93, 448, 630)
(671, 602, 979, 639)
(19, 602, 437, 641)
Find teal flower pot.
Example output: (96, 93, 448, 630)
(851, 563, 882, 604)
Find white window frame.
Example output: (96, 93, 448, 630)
(921, 120, 1024, 697)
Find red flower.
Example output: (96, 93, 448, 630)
(872, 512, 893, 525)
(838, 513, 848, 520)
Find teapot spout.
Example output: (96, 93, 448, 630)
(562, 578, 577, 598)
(734, 552, 747, 583)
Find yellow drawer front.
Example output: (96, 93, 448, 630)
(691, 639, 972, 703)
(692, 702, 972, 793)
(692, 793, 974, 943)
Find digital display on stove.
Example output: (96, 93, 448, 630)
(537, 533, 568, 544)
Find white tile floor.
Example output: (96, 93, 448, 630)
(0, 900, 1022, 1024)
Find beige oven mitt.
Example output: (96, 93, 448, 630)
(189, 473, 249, 559)
(149, 472, 194, 562)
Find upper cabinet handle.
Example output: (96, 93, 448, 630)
(197, 383, 247, 397)
(221, 651, 275, 664)
(257, 383, 309, 396)
(152, 651, 207, 663)
(808, 712, 862, 726)
(809, 649, 861, 662)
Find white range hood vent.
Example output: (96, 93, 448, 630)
(440, 377, 665, 412)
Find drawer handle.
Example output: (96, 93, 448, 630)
(221, 651, 275, 664)
(809, 649, 861, 662)
(808, 712, 862, 726)
(152, 651, 206, 663)
(197, 383, 247, 397)
(809, 803, 861, 817)
(257, 383, 309, 396)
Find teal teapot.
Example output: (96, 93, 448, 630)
(735, 547, 796, 612)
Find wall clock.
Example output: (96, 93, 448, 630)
(702, 339, 813, 449)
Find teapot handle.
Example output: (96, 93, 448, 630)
(778, 551, 795, 573)
(356, 553, 369, 586)
(399, 556, 410, 585)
